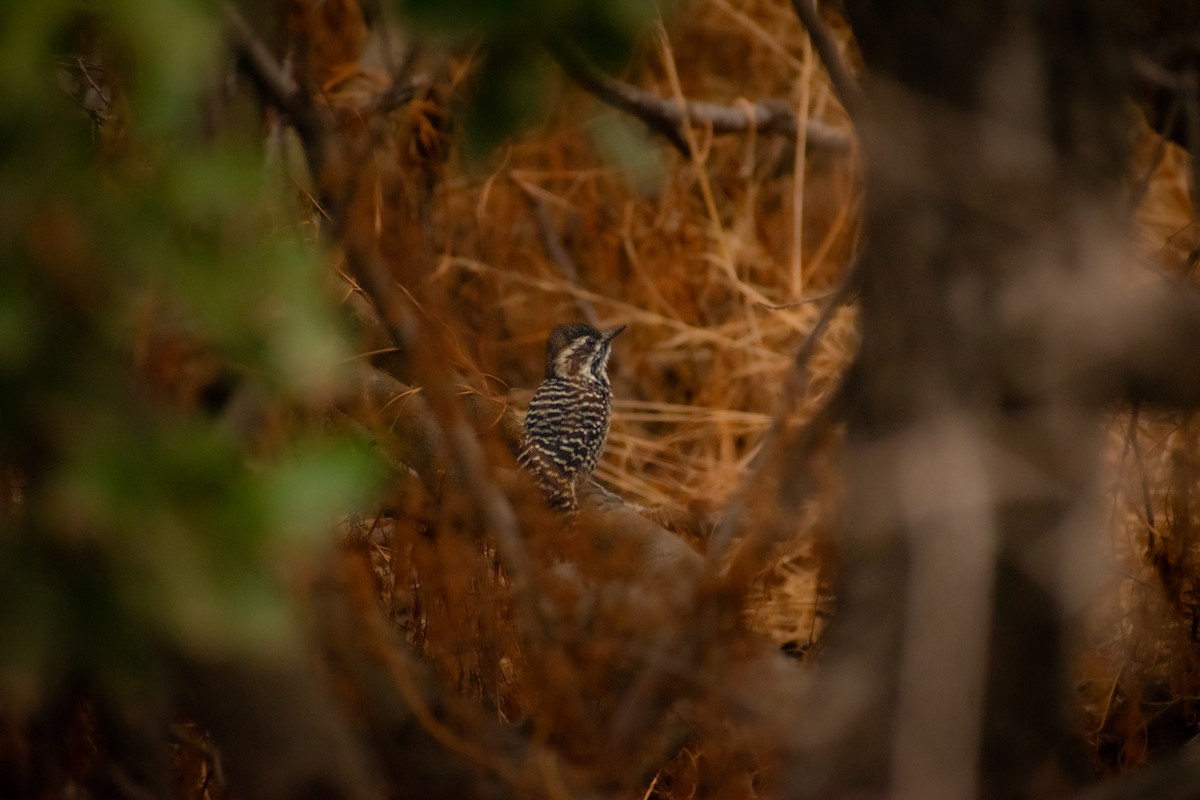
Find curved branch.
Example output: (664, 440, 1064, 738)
(222, 2, 323, 143)
(547, 41, 852, 156)
(789, 0, 866, 118)
(223, 3, 425, 137)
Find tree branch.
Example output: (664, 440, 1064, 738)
(221, 2, 321, 142)
(547, 41, 851, 156)
(223, 3, 425, 138)
(342, 363, 702, 580)
(789, 0, 866, 118)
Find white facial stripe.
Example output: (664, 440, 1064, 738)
(554, 340, 584, 375)
(587, 345, 608, 380)
(553, 335, 614, 378)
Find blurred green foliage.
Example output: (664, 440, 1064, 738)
(0, 0, 659, 719)
(0, 1, 381, 714)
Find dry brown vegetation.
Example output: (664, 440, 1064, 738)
(330, 0, 1200, 792)
(10, 1, 1200, 799)
(417, 0, 860, 652)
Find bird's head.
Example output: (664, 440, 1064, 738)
(543, 322, 625, 382)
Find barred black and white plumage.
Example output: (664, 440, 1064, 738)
(518, 322, 625, 511)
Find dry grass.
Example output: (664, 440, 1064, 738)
(367, 0, 1200, 786)
(25, 4, 1200, 798)
(411, 2, 859, 665)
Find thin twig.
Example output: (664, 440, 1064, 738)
(789, 0, 866, 118)
(755, 288, 840, 310)
(348, 246, 540, 616)
(520, 187, 601, 328)
(76, 56, 110, 109)
(224, 3, 424, 136)
(222, 3, 301, 116)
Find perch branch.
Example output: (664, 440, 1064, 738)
(547, 41, 851, 156)
(343, 363, 702, 580)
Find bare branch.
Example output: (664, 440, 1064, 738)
(223, 0, 533, 605)
(789, 0, 866, 117)
(520, 188, 603, 329)
(547, 41, 852, 156)
(221, 2, 316, 137)
(342, 242, 544, 617)
(342, 363, 702, 580)
(223, 3, 424, 136)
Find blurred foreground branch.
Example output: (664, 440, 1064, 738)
(782, 1, 1200, 797)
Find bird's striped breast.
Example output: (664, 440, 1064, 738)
(518, 376, 613, 510)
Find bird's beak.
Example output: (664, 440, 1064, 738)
(603, 324, 627, 343)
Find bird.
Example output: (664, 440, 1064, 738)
(518, 322, 626, 512)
